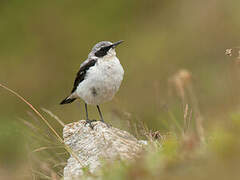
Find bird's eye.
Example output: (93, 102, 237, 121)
(95, 46, 110, 57)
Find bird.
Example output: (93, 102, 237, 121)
(60, 40, 124, 128)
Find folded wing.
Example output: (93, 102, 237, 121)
(60, 58, 97, 105)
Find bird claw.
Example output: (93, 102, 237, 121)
(84, 119, 111, 129)
(85, 119, 97, 129)
(100, 119, 111, 128)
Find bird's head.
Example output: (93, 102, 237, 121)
(88, 40, 124, 59)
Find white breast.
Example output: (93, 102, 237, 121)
(76, 56, 124, 105)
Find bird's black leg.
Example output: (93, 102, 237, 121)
(85, 103, 89, 120)
(84, 103, 95, 129)
(97, 105, 104, 123)
(97, 105, 110, 127)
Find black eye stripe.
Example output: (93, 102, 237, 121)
(95, 45, 113, 57)
(101, 45, 112, 52)
(95, 50, 107, 57)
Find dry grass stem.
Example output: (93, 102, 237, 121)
(169, 69, 192, 106)
(42, 108, 65, 127)
(169, 70, 205, 143)
(183, 104, 189, 134)
(0, 83, 83, 166)
(0, 83, 62, 141)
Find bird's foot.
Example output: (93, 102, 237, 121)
(85, 119, 97, 129)
(100, 119, 111, 128)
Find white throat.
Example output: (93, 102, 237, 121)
(101, 48, 117, 61)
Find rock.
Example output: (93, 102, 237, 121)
(63, 120, 146, 179)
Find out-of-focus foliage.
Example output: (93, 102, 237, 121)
(98, 116, 240, 180)
(1, 0, 240, 179)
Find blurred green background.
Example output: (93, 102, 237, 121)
(1, 0, 240, 179)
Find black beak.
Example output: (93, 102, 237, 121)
(111, 40, 124, 48)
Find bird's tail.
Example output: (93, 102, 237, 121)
(60, 96, 76, 105)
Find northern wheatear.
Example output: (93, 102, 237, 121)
(60, 40, 124, 127)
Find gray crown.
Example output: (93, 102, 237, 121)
(88, 41, 113, 57)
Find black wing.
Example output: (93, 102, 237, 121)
(71, 59, 97, 93)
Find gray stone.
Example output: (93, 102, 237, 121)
(63, 120, 147, 179)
